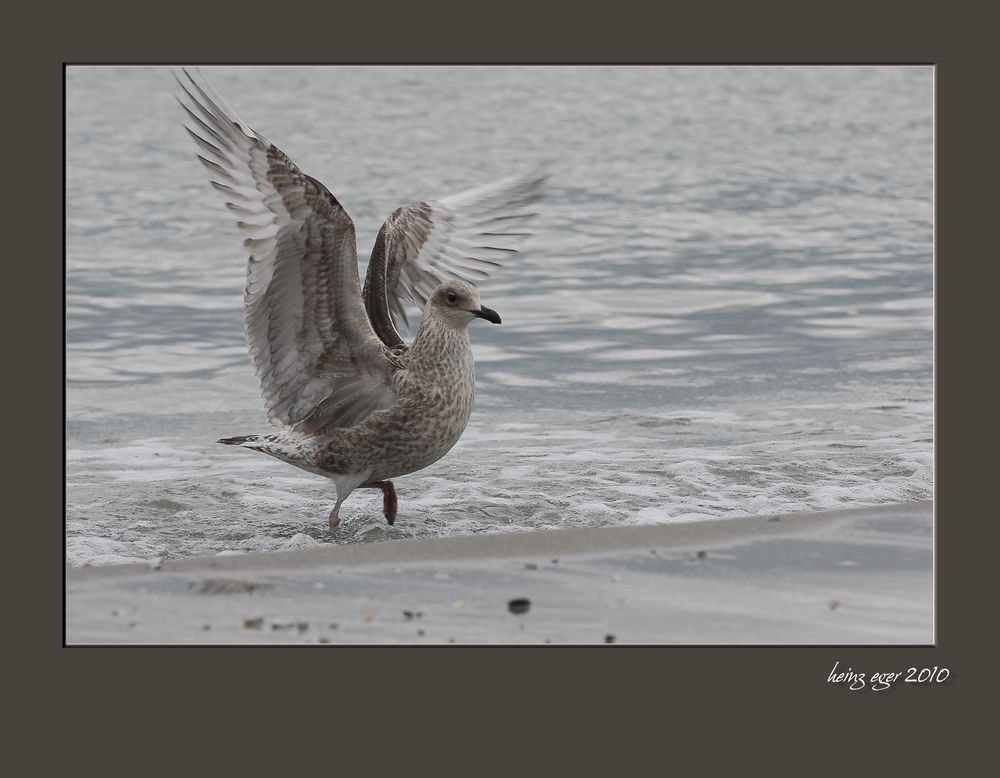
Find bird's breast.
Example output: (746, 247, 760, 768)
(398, 332, 477, 446)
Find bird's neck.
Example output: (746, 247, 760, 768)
(408, 318, 473, 380)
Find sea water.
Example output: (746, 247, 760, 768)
(66, 66, 933, 565)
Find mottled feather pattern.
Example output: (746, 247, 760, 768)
(361, 170, 547, 347)
(176, 68, 544, 524)
(175, 68, 400, 435)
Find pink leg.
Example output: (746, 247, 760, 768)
(328, 493, 347, 533)
(360, 480, 398, 525)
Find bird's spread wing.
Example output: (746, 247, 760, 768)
(175, 68, 401, 435)
(362, 168, 547, 349)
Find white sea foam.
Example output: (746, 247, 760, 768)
(65, 391, 933, 565)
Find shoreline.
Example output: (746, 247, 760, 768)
(67, 500, 932, 644)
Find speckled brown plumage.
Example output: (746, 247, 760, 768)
(176, 67, 543, 530)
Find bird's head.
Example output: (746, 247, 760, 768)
(426, 280, 501, 328)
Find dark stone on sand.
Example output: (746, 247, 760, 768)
(508, 598, 531, 615)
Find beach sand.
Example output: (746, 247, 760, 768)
(66, 500, 932, 644)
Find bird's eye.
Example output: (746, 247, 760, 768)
(446, 292, 458, 303)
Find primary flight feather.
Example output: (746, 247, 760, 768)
(175, 67, 546, 530)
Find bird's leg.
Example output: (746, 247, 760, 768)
(383, 481, 398, 525)
(328, 495, 347, 533)
(360, 480, 398, 525)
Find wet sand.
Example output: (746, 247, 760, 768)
(66, 500, 932, 644)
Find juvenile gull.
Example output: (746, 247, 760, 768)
(174, 68, 545, 531)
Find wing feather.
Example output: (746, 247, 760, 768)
(362, 168, 547, 348)
(175, 67, 400, 435)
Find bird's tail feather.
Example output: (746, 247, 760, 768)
(218, 435, 260, 446)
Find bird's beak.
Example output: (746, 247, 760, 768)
(471, 305, 502, 324)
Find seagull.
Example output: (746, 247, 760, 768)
(174, 68, 545, 531)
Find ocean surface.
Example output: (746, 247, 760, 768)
(66, 66, 933, 566)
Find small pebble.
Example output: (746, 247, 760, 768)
(318, 636, 330, 644)
(297, 621, 309, 633)
(243, 617, 264, 630)
(604, 634, 616, 644)
(696, 550, 707, 559)
(829, 600, 842, 611)
(551, 558, 559, 564)
(363, 614, 374, 623)
(417, 629, 425, 636)
(202, 624, 211, 631)
(524, 563, 538, 571)
(508, 598, 531, 615)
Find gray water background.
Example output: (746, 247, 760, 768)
(66, 66, 933, 566)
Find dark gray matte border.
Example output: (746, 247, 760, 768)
(13, 0, 990, 766)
